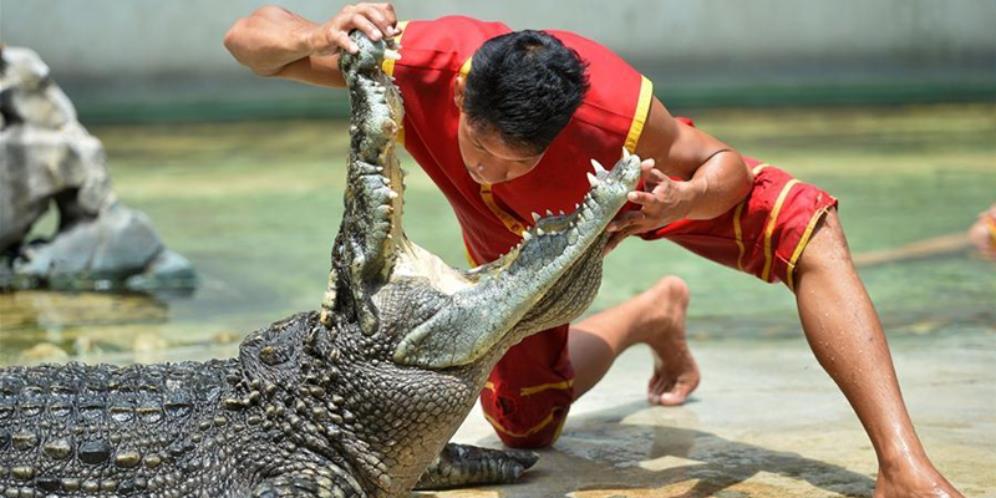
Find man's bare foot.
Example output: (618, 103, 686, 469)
(634, 276, 700, 406)
(875, 462, 963, 498)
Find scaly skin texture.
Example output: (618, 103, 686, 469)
(0, 32, 641, 497)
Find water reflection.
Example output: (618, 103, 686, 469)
(0, 290, 239, 365)
(1, 290, 169, 330)
(2, 106, 993, 367)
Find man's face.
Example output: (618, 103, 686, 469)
(453, 75, 545, 184)
(456, 114, 545, 184)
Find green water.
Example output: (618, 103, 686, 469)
(1, 104, 994, 365)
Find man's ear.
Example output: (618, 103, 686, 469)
(453, 75, 466, 109)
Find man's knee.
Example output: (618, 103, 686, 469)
(651, 276, 690, 305)
(480, 391, 571, 449)
(637, 275, 690, 324)
(487, 407, 568, 449)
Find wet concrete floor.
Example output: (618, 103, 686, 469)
(426, 335, 995, 497)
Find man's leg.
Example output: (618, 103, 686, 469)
(569, 275, 700, 405)
(793, 209, 961, 497)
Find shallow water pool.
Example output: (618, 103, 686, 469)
(2, 104, 992, 365)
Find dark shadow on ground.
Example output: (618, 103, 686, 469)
(426, 401, 875, 497)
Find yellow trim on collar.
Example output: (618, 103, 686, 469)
(480, 183, 525, 236)
(458, 55, 528, 237)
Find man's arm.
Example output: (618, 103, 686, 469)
(223, 3, 398, 88)
(606, 97, 752, 250)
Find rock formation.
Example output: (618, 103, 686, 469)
(0, 46, 196, 292)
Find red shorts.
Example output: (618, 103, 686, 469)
(479, 323, 574, 448)
(640, 159, 838, 289)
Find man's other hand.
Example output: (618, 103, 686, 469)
(604, 158, 694, 254)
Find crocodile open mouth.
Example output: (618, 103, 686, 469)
(326, 32, 641, 370)
(392, 150, 641, 369)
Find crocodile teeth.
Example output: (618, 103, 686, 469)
(621, 146, 631, 161)
(586, 172, 600, 187)
(531, 212, 541, 223)
(536, 227, 545, 236)
(383, 49, 401, 61)
(590, 158, 607, 175)
(522, 231, 532, 241)
(387, 190, 399, 200)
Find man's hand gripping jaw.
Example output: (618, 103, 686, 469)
(394, 149, 643, 369)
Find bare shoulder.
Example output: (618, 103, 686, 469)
(633, 96, 741, 180)
(634, 97, 681, 171)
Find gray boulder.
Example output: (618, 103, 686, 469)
(0, 124, 113, 252)
(0, 46, 196, 292)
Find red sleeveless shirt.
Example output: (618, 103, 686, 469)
(384, 16, 653, 266)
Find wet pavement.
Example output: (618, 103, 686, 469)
(432, 334, 995, 497)
(1, 105, 994, 496)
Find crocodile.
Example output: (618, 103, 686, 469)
(0, 32, 642, 497)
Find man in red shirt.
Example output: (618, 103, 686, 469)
(224, 4, 962, 496)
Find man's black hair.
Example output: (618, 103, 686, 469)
(463, 30, 589, 154)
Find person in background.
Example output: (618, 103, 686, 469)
(968, 204, 996, 260)
(853, 203, 996, 267)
